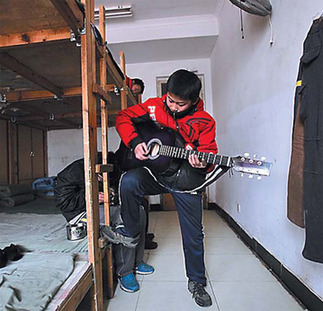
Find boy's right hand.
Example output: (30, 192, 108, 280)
(134, 142, 149, 161)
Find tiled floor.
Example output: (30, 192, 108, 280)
(106, 210, 305, 311)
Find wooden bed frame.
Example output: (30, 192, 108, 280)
(0, 1, 137, 310)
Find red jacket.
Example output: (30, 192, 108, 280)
(116, 94, 218, 155)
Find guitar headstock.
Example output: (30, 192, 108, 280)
(231, 153, 271, 180)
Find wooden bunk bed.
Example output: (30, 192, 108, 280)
(0, 1, 137, 310)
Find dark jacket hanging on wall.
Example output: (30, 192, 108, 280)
(289, 17, 323, 263)
(287, 65, 305, 228)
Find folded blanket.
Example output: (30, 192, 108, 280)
(0, 194, 35, 208)
(0, 184, 32, 198)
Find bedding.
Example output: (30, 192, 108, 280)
(0, 252, 75, 311)
(0, 212, 88, 253)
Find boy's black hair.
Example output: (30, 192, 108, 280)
(166, 69, 201, 102)
(132, 78, 145, 94)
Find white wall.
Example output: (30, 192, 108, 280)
(210, 0, 323, 299)
(48, 127, 120, 176)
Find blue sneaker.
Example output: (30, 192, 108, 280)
(135, 262, 155, 275)
(120, 273, 139, 293)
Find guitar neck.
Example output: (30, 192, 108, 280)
(159, 145, 232, 167)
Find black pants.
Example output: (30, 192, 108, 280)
(119, 167, 206, 285)
(299, 18, 323, 263)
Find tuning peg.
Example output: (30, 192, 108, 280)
(244, 152, 250, 157)
(253, 154, 257, 158)
(248, 174, 254, 179)
(240, 173, 244, 178)
(257, 176, 262, 180)
(261, 156, 266, 161)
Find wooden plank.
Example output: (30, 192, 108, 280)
(0, 27, 70, 48)
(92, 84, 111, 104)
(99, 7, 115, 298)
(11, 102, 77, 128)
(18, 111, 81, 121)
(100, 5, 115, 299)
(106, 52, 123, 89)
(56, 265, 93, 311)
(0, 0, 67, 35)
(0, 52, 63, 97)
(137, 94, 142, 104)
(81, 0, 103, 309)
(95, 164, 113, 174)
(49, 0, 84, 36)
(5, 86, 114, 102)
(106, 84, 115, 92)
(119, 51, 127, 110)
(15, 110, 119, 123)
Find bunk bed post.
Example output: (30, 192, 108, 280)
(120, 51, 128, 110)
(138, 93, 143, 104)
(98, 4, 115, 299)
(81, 0, 104, 310)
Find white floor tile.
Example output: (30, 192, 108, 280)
(203, 222, 238, 238)
(143, 253, 187, 282)
(154, 224, 182, 238)
(206, 254, 275, 282)
(211, 281, 304, 311)
(107, 210, 304, 311)
(152, 237, 184, 255)
(204, 237, 253, 255)
(107, 279, 142, 311)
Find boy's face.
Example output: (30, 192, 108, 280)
(166, 92, 196, 113)
(131, 84, 142, 95)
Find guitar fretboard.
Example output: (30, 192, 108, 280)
(159, 145, 232, 167)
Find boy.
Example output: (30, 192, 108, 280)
(103, 69, 217, 307)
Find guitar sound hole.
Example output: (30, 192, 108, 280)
(150, 143, 160, 157)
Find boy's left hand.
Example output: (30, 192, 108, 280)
(189, 154, 207, 169)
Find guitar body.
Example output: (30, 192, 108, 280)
(118, 123, 183, 175)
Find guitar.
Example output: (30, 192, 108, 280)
(118, 123, 271, 187)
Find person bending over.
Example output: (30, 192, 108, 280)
(102, 69, 217, 307)
(54, 153, 155, 292)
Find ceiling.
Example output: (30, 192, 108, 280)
(95, 0, 225, 63)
